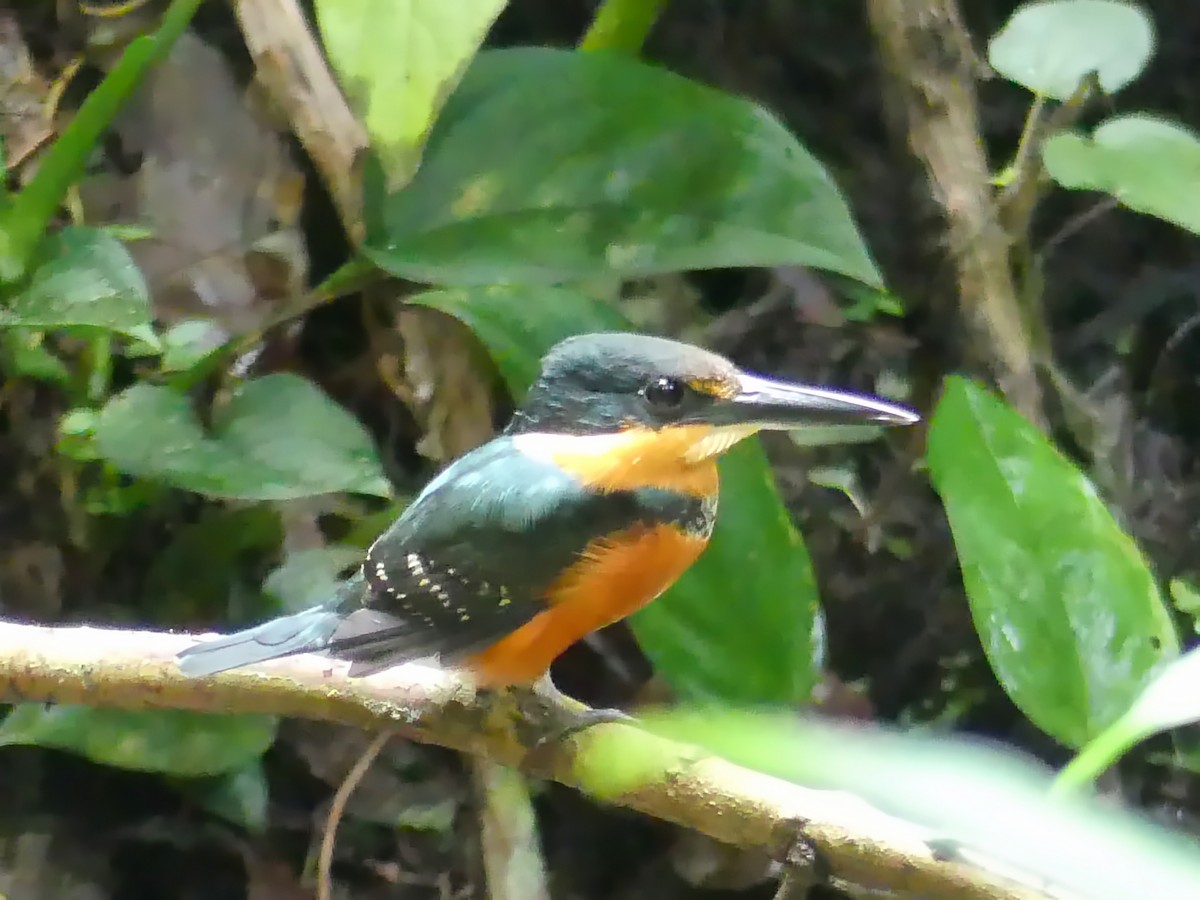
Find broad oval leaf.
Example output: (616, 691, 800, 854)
(410, 284, 822, 703)
(927, 377, 1179, 747)
(93, 375, 392, 500)
(365, 47, 879, 288)
(0, 706, 277, 777)
(4, 227, 157, 345)
(1043, 114, 1200, 236)
(316, 0, 505, 186)
(988, 0, 1154, 100)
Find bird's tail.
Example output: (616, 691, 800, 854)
(176, 573, 367, 677)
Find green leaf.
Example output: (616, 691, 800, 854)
(0, 706, 277, 777)
(0, 0, 203, 283)
(93, 375, 392, 500)
(175, 761, 270, 832)
(160, 319, 227, 373)
(413, 284, 823, 703)
(927, 377, 1179, 747)
(3, 227, 158, 344)
(365, 47, 879, 288)
(264, 545, 365, 614)
(1043, 114, 1200, 236)
(316, 0, 506, 186)
(988, 0, 1154, 100)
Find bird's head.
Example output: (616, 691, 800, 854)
(507, 332, 919, 493)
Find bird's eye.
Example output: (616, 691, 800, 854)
(643, 376, 686, 409)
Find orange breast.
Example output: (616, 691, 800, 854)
(465, 523, 709, 687)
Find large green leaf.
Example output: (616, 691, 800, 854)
(3, 227, 157, 345)
(316, 0, 506, 186)
(365, 47, 879, 288)
(93, 375, 392, 500)
(0, 706, 277, 777)
(927, 377, 1179, 747)
(1043, 115, 1200, 236)
(410, 284, 822, 703)
(988, 0, 1154, 100)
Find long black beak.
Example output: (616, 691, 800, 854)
(712, 372, 920, 430)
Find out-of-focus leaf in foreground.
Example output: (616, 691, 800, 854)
(316, 0, 506, 185)
(0, 706, 277, 778)
(409, 284, 823, 703)
(366, 47, 880, 288)
(93, 375, 392, 500)
(628, 710, 1200, 899)
(927, 377, 1178, 748)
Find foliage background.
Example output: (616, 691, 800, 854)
(3, 1, 1200, 898)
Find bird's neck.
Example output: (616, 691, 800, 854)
(510, 428, 736, 497)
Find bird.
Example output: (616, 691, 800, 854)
(176, 332, 918, 712)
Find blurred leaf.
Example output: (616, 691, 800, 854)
(416, 284, 823, 703)
(264, 545, 365, 614)
(0, 0, 203, 283)
(1043, 114, 1200, 235)
(316, 0, 505, 186)
(3, 227, 158, 345)
(988, 0, 1154, 100)
(0, 328, 71, 385)
(365, 47, 879, 288)
(175, 761, 270, 832)
(0, 706, 277, 777)
(622, 710, 1200, 900)
(927, 377, 1178, 747)
(143, 506, 284, 622)
(1169, 577, 1200, 634)
(160, 319, 227, 372)
(93, 376, 392, 500)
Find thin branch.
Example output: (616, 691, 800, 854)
(232, 0, 368, 240)
(866, 0, 1046, 427)
(317, 729, 393, 900)
(0, 621, 1044, 899)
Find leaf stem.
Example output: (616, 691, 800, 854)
(1050, 716, 1142, 797)
(579, 0, 670, 55)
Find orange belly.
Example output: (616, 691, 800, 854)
(466, 523, 709, 687)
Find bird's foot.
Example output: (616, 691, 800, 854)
(510, 675, 634, 761)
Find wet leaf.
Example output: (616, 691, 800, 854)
(4, 227, 157, 345)
(316, 0, 505, 185)
(365, 47, 879, 288)
(93, 375, 392, 500)
(927, 377, 1179, 747)
(988, 0, 1154, 100)
(0, 706, 277, 777)
(1043, 114, 1200, 236)
(413, 284, 823, 703)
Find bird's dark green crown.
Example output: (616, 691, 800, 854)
(506, 333, 739, 436)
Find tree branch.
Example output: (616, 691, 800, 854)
(0, 621, 1044, 899)
(866, 0, 1046, 428)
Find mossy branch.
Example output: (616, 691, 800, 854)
(0, 620, 1045, 899)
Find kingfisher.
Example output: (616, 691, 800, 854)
(177, 333, 918, 710)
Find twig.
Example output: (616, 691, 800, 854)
(0, 620, 1043, 899)
(866, 0, 1045, 427)
(316, 729, 393, 900)
(472, 759, 551, 900)
(232, 0, 368, 240)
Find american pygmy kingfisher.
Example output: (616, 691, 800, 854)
(177, 333, 918, 701)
